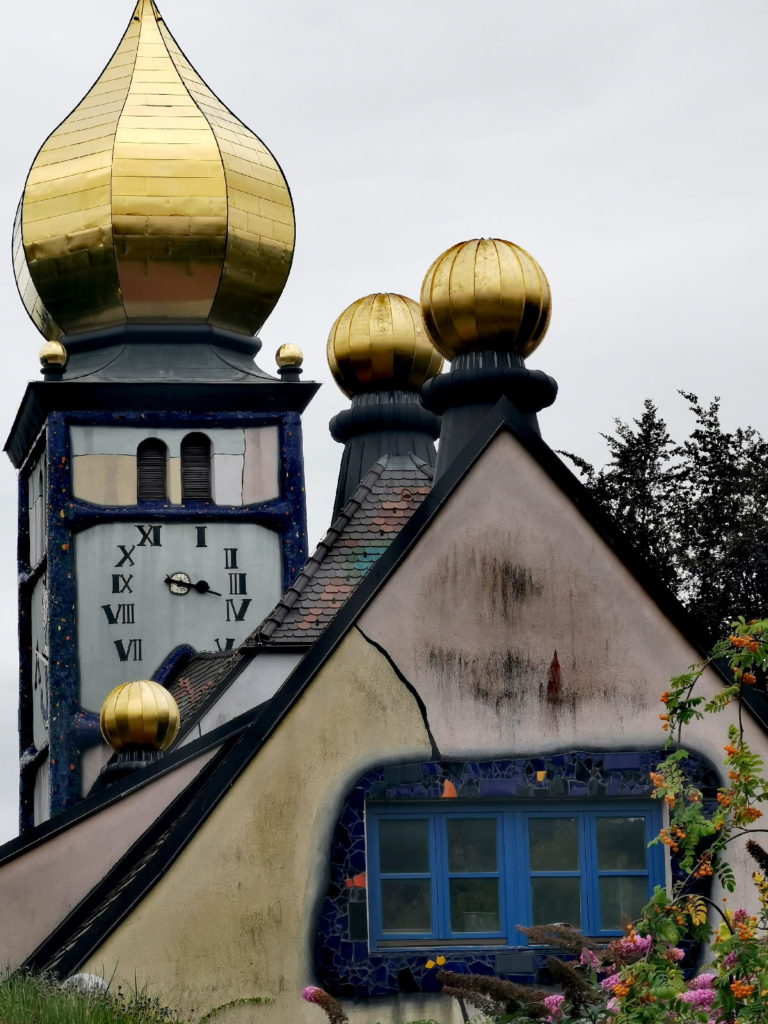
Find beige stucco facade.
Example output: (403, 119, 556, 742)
(69, 429, 768, 1022)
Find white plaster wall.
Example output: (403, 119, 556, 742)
(359, 431, 768, 906)
(27, 452, 46, 567)
(243, 426, 279, 503)
(70, 426, 246, 458)
(0, 751, 216, 970)
(179, 651, 304, 743)
(212, 454, 244, 505)
(71, 455, 137, 506)
(80, 742, 113, 796)
(68, 426, 277, 508)
(69, 428, 768, 1022)
(83, 630, 433, 1024)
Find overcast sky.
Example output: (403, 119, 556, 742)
(0, 0, 765, 842)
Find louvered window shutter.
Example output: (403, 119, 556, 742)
(137, 439, 167, 500)
(181, 433, 212, 501)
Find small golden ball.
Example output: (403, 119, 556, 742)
(327, 293, 443, 398)
(39, 339, 67, 368)
(100, 679, 180, 752)
(420, 238, 551, 361)
(276, 343, 304, 368)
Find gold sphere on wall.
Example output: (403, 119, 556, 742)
(275, 343, 304, 368)
(100, 679, 180, 752)
(327, 293, 443, 398)
(39, 339, 67, 369)
(420, 238, 551, 361)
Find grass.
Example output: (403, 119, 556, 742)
(0, 973, 183, 1024)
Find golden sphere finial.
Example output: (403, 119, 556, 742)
(39, 339, 67, 371)
(276, 343, 304, 368)
(100, 679, 180, 753)
(327, 293, 443, 398)
(420, 238, 551, 361)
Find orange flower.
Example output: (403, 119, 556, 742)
(743, 672, 757, 685)
(660, 691, 671, 704)
(724, 745, 739, 756)
(730, 980, 755, 999)
(665, 795, 676, 808)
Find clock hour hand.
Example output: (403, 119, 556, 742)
(163, 573, 221, 597)
(191, 579, 221, 596)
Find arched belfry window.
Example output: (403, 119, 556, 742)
(181, 432, 212, 501)
(137, 438, 167, 501)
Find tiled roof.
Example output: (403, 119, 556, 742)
(168, 650, 242, 726)
(245, 453, 433, 648)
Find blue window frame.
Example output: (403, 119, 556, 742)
(366, 802, 663, 949)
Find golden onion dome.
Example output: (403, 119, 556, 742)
(327, 293, 443, 398)
(420, 238, 551, 361)
(100, 679, 180, 752)
(14, 0, 294, 342)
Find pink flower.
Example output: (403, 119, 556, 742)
(302, 987, 324, 1003)
(689, 973, 717, 989)
(542, 993, 565, 1022)
(579, 947, 600, 969)
(601, 973, 621, 990)
(664, 946, 685, 961)
(733, 908, 749, 923)
(680, 988, 716, 1008)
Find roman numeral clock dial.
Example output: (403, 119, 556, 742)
(74, 522, 282, 714)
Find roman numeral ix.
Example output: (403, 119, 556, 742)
(112, 574, 133, 594)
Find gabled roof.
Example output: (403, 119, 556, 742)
(17, 398, 768, 976)
(244, 453, 433, 647)
(159, 453, 433, 737)
(168, 650, 243, 725)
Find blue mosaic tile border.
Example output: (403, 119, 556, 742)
(315, 750, 716, 999)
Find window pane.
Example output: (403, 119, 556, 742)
(531, 877, 581, 928)
(528, 818, 578, 870)
(447, 818, 497, 872)
(379, 819, 429, 873)
(597, 818, 647, 870)
(381, 879, 431, 932)
(449, 878, 500, 932)
(600, 876, 648, 931)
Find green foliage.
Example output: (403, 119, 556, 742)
(562, 394, 768, 641)
(0, 973, 182, 1024)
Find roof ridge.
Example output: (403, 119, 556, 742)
(243, 455, 393, 646)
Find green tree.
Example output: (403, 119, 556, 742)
(562, 394, 768, 642)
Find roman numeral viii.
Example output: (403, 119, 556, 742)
(102, 603, 135, 625)
(114, 638, 143, 662)
(225, 598, 251, 622)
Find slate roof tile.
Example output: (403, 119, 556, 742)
(244, 453, 432, 648)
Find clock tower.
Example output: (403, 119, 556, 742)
(7, 0, 317, 830)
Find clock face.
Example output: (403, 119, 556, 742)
(74, 521, 282, 712)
